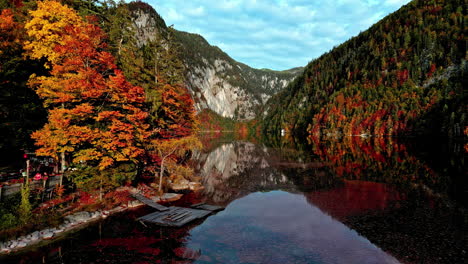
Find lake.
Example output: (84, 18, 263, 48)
(1, 135, 466, 263)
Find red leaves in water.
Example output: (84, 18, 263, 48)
(306, 180, 404, 220)
(92, 237, 162, 255)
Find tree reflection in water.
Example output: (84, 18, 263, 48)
(2, 135, 466, 263)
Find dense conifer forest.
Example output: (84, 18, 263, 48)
(262, 0, 466, 139)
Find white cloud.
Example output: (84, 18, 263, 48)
(385, 0, 410, 6)
(165, 8, 184, 22)
(186, 6, 205, 17)
(146, 0, 411, 70)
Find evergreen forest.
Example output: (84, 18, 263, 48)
(262, 0, 466, 140)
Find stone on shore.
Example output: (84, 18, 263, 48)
(170, 179, 190, 191)
(161, 193, 183, 202)
(189, 182, 204, 192)
(17, 241, 27, 248)
(65, 211, 91, 223)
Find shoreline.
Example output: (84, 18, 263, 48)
(0, 191, 185, 255)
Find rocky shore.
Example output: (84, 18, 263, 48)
(0, 190, 186, 255)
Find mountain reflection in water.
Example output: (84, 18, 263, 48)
(190, 137, 466, 263)
(1, 137, 465, 263)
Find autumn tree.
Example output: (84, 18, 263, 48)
(25, 1, 150, 181)
(147, 135, 201, 192)
(23, 0, 83, 67)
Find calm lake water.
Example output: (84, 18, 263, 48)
(1, 135, 466, 263)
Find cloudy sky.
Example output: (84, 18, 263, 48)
(146, 0, 411, 71)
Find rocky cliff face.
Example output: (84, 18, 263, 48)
(183, 55, 299, 120)
(130, 5, 302, 120)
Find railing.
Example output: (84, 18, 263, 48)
(0, 175, 63, 201)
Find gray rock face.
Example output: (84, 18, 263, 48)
(132, 8, 165, 47)
(129, 5, 302, 120)
(186, 59, 297, 120)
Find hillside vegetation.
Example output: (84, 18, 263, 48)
(262, 0, 466, 138)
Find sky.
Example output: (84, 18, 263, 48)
(146, 0, 412, 71)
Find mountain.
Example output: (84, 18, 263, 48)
(262, 0, 466, 138)
(127, 1, 302, 121)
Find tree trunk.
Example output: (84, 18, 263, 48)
(118, 37, 123, 55)
(159, 158, 165, 192)
(99, 177, 103, 201)
(60, 103, 66, 176)
(26, 159, 30, 183)
(61, 151, 66, 173)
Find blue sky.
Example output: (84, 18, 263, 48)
(145, 0, 411, 71)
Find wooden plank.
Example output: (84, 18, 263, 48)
(191, 204, 225, 212)
(137, 206, 212, 227)
(132, 193, 169, 211)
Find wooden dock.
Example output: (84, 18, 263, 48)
(132, 193, 169, 211)
(138, 206, 212, 227)
(190, 203, 225, 212)
(133, 193, 225, 227)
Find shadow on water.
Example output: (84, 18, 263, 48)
(1, 134, 466, 263)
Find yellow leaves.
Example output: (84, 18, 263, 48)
(26, 0, 151, 174)
(73, 148, 102, 163)
(23, 0, 83, 65)
(149, 135, 202, 158)
(32, 123, 75, 159)
(99, 157, 115, 171)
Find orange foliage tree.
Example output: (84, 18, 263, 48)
(25, 1, 150, 172)
(147, 135, 201, 192)
(0, 8, 21, 56)
(156, 83, 198, 139)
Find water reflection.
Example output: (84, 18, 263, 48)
(185, 191, 400, 264)
(192, 141, 299, 205)
(2, 136, 466, 263)
(192, 139, 405, 218)
(191, 137, 467, 263)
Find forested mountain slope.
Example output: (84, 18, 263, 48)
(262, 0, 466, 138)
